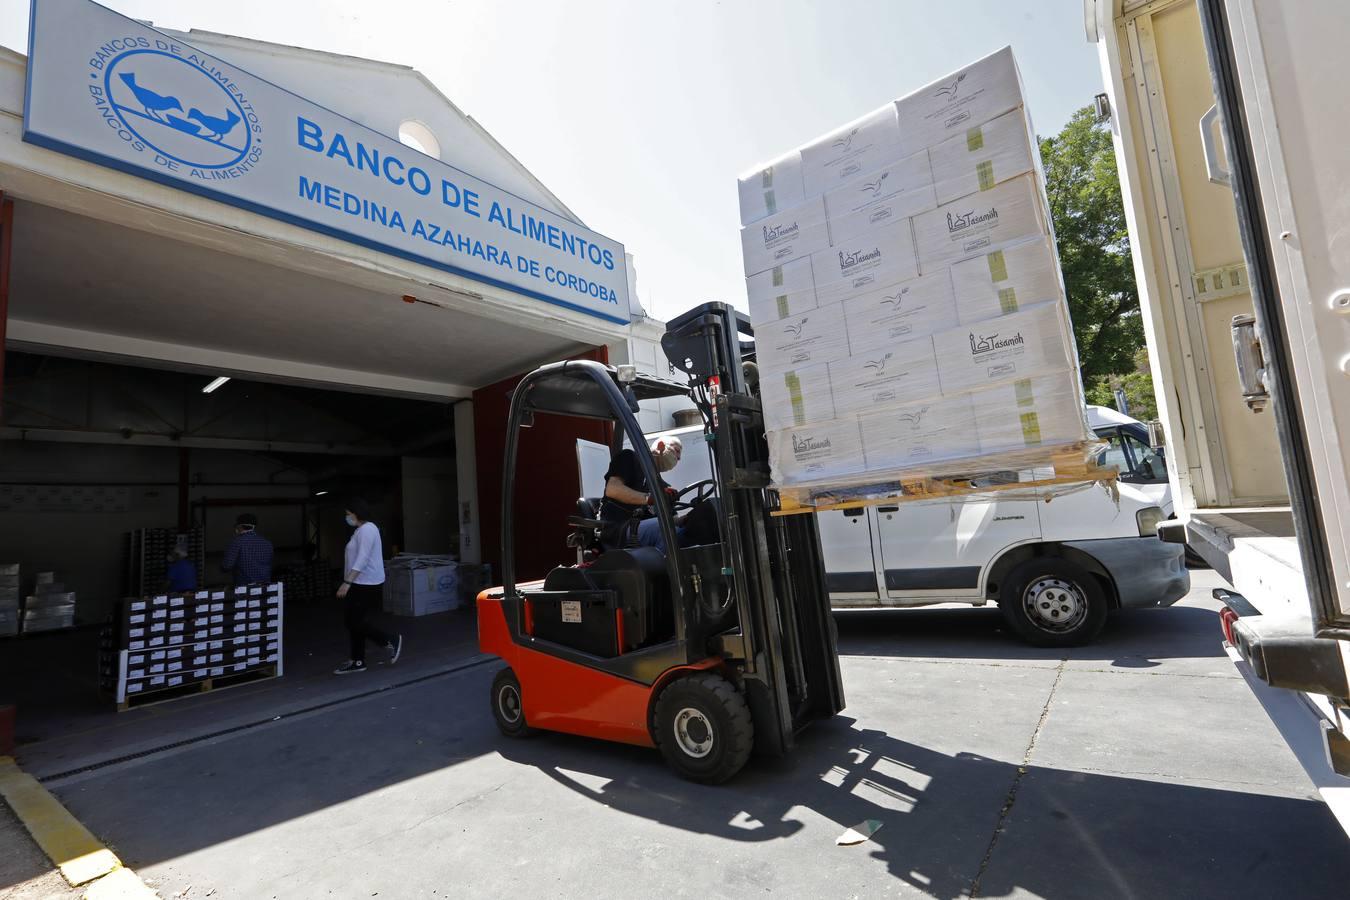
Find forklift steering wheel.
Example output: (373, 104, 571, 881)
(673, 479, 716, 511)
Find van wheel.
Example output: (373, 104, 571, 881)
(1000, 558, 1107, 647)
(652, 673, 754, 784)
(490, 668, 534, 738)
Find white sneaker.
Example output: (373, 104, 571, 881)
(388, 635, 403, 665)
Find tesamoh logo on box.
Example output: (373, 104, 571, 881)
(88, 37, 263, 179)
(791, 432, 833, 458)
(969, 330, 1025, 356)
(947, 206, 998, 235)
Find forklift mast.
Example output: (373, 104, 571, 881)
(661, 302, 845, 755)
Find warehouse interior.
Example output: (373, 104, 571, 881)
(1, 349, 461, 623)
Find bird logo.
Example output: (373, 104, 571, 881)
(118, 72, 182, 123)
(934, 72, 968, 100)
(187, 108, 242, 142)
(103, 48, 259, 173)
(861, 172, 889, 197)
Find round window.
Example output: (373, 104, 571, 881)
(397, 120, 440, 159)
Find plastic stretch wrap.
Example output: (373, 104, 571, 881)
(737, 47, 1096, 507)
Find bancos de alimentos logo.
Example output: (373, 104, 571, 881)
(88, 37, 263, 179)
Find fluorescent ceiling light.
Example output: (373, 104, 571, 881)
(314, 491, 329, 497)
(202, 376, 231, 394)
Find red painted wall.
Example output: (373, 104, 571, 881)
(474, 347, 610, 583)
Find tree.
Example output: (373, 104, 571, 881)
(1084, 347, 1158, 421)
(1040, 107, 1150, 405)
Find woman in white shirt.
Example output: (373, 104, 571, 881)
(334, 498, 402, 675)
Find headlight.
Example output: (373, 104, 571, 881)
(1136, 506, 1164, 536)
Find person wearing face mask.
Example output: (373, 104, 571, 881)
(597, 434, 685, 552)
(221, 513, 273, 587)
(333, 498, 402, 675)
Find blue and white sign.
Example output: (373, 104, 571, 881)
(22, 0, 631, 324)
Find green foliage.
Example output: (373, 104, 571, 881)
(1040, 107, 1148, 407)
(1084, 348, 1158, 422)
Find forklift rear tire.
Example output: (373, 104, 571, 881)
(652, 673, 753, 784)
(999, 558, 1108, 648)
(490, 668, 534, 738)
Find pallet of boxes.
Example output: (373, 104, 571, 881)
(23, 571, 76, 633)
(738, 47, 1111, 512)
(0, 564, 18, 637)
(101, 583, 284, 710)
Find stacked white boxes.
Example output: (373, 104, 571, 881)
(0, 564, 18, 637)
(736, 47, 1092, 499)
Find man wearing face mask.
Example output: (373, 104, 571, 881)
(221, 513, 273, 587)
(333, 498, 402, 675)
(598, 434, 684, 552)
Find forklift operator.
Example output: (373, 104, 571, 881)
(598, 434, 683, 552)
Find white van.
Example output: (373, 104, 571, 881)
(579, 407, 1188, 646)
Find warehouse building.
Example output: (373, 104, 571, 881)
(0, 0, 665, 660)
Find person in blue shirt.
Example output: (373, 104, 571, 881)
(165, 548, 197, 592)
(221, 513, 274, 586)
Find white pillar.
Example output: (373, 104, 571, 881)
(454, 400, 481, 564)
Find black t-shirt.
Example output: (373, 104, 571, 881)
(599, 449, 651, 525)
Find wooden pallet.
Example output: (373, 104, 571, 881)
(117, 665, 278, 711)
(773, 444, 1116, 517)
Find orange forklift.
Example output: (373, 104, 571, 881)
(477, 302, 845, 783)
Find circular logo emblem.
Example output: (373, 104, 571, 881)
(104, 48, 255, 170)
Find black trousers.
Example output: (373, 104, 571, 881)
(344, 583, 392, 662)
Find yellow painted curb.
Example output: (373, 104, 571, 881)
(0, 755, 119, 885)
(83, 866, 160, 899)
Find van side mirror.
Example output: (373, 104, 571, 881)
(1147, 420, 1166, 450)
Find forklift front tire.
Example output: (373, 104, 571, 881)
(652, 673, 754, 784)
(490, 668, 534, 738)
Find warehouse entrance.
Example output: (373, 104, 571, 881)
(0, 196, 620, 763)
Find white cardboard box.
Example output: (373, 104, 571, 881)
(738, 150, 807, 225)
(812, 221, 919, 305)
(829, 338, 942, 418)
(740, 196, 831, 276)
(759, 360, 836, 432)
(801, 103, 903, 198)
(933, 301, 1073, 393)
(929, 107, 1036, 205)
(950, 236, 1063, 324)
(912, 174, 1047, 269)
(971, 373, 1089, 453)
(895, 46, 1024, 157)
(754, 302, 851, 374)
(843, 271, 959, 355)
(824, 149, 936, 245)
(860, 395, 980, 471)
(768, 417, 868, 486)
(747, 256, 818, 324)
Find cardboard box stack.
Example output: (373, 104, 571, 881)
(737, 47, 1092, 501)
(23, 571, 76, 633)
(0, 564, 18, 637)
(104, 582, 284, 704)
(384, 555, 461, 616)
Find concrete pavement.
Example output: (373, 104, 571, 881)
(22, 569, 1350, 899)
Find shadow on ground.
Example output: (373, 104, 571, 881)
(46, 661, 1350, 900)
(497, 715, 1350, 899)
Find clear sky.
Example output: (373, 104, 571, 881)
(1, 0, 1104, 322)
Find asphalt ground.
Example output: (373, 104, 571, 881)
(19, 569, 1350, 899)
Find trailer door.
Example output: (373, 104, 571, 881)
(1198, 0, 1350, 631)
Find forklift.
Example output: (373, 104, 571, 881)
(477, 302, 845, 783)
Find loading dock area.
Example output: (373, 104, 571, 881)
(0, 3, 636, 749)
